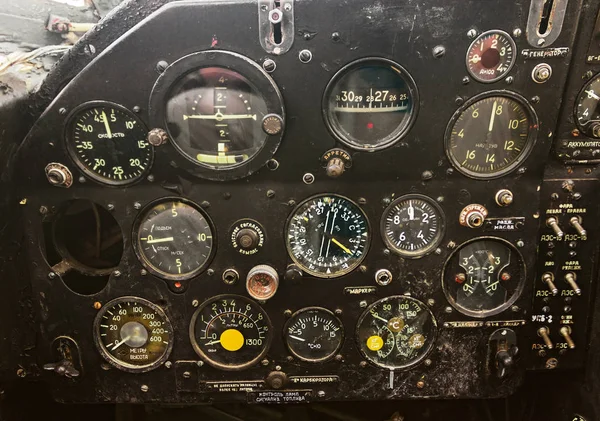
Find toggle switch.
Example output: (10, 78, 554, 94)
(542, 272, 558, 296)
(546, 217, 564, 240)
(560, 326, 576, 349)
(564, 272, 582, 295)
(537, 326, 553, 349)
(569, 216, 587, 238)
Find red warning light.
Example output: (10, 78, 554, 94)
(367, 122, 374, 129)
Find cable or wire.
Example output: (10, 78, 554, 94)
(0, 45, 71, 74)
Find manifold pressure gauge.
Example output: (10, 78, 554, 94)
(284, 307, 344, 362)
(381, 194, 445, 258)
(466, 30, 516, 83)
(94, 297, 173, 372)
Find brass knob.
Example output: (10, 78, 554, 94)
(546, 217, 564, 240)
(564, 272, 581, 295)
(560, 326, 575, 349)
(537, 326, 553, 349)
(542, 273, 558, 296)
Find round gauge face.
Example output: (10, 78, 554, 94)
(466, 30, 516, 83)
(94, 297, 173, 372)
(285, 195, 370, 278)
(134, 199, 214, 280)
(66, 103, 153, 185)
(165, 67, 269, 169)
(381, 194, 444, 258)
(284, 308, 344, 363)
(445, 93, 537, 179)
(189, 295, 272, 370)
(323, 58, 418, 150)
(356, 296, 436, 369)
(575, 74, 600, 137)
(442, 238, 525, 317)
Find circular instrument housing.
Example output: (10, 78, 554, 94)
(442, 237, 526, 318)
(65, 101, 153, 186)
(445, 91, 538, 179)
(323, 57, 419, 151)
(93, 296, 173, 373)
(283, 307, 344, 363)
(466, 30, 516, 83)
(285, 194, 371, 278)
(133, 198, 215, 281)
(575, 73, 600, 137)
(356, 296, 436, 369)
(189, 294, 272, 370)
(380, 194, 445, 258)
(149, 50, 284, 181)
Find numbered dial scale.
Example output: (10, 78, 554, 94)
(284, 308, 344, 362)
(66, 102, 152, 185)
(189, 295, 272, 370)
(285, 195, 370, 278)
(356, 296, 436, 369)
(442, 238, 525, 317)
(445, 92, 538, 179)
(466, 30, 516, 83)
(575, 74, 600, 138)
(93, 297, 173, 372)
(381, 194, 445, 258)
(134, 199, 215, 281)
(323, 58, 418, 150)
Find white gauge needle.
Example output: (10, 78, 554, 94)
(204, 339, 221, 346)
(101, 111, 112, 138)
(488, 100, 497, 132)
(586, 90, 600, 101)
(289, 335, 305, 342)
(408, 201, 415, 221)
(183, 112, 257, 121)
(111, 336, 131, 351)
(146, 237, 174, 244)
(372, 314, 389, 324)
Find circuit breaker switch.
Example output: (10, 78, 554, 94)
(569, 216, 587, 238)
(546, 217, 564, 240)
(559, 326, 576, 349)
(537, 326, 553, 349)
(564, 272, 582, 296)
(542, 272, 558, 296)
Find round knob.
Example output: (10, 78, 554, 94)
(265, 371, 288, 389)
(236, 228, 260, 251)
(592, 123, 600, 138)
(326, 158, 345, 178)
(147, 128, 168, 147)
(284, 265, 303, 282)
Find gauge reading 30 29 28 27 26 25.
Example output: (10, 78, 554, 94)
(66, 102, 153, 185)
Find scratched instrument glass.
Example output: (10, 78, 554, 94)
(133, 199, 214, 280)
(165, 67, 269, 169)
(285, 194, 370, 278)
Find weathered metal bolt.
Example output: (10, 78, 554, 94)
(164, 361, 172, 368)
(182, 371, 191, 379)
(147, 128, 169, 147)
(141, 385, 149, 392)
(432, 45, 445, 58)
(93, 302, 102, 310)
(299, 49, 312, 63)
(192, 299, 199, 307)
(263, 59, 276, 73)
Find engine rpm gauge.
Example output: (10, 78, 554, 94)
(94, 296, 173, 372)
(442, 238, 525, 317)
(285, 195, 370, 278)
(575, 73, 600, 137)
(134, 199, 215, 281)
(323, 58, 418, 150)
(66, 102, 153, 185)
(466, 30, 516, 83)
(445, 92, 538, 179)
(381, 194, 445, 258)
(356, 296, 436, 369)
(284, 307, 344, 363)
(189, 295, 272, 370)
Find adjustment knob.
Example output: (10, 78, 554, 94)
(236, 228, 260, 251)
(495, 189, 514, 207)
(284, 264, 303, 282)
(592, 123, 600, 139)
(560, 326, 576, 349)
(564, 272, 581, 295)
(569, 216, 587, 238)
(495, 347, 518, 379)
(542, 272, 558, 296)
(326, 158, 345, 178)
(537, 326, 553, 349)
(546, 217, 564, 240)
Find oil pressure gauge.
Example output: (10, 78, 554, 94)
(284, 307, 344, 362)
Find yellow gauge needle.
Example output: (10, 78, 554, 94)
(331, 238, 352, 254)
(146, 237, 174, 244)
(183, 112, 257, 121)
(101, 111, 112, 138)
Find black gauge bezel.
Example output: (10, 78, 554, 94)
(189, 294, 273, 371)
(64, 100, 154, 186)
(148, 50, 285, 181)
(93, 296, 173, 373)
(322, 57, 419, 151)
(284, 194, 372, 278)
(380, 193, 445, 259)
(283, 307, 344, 363)
(355, 296, 437, 370)
(441, 236, 526, 318)
(465, 30, 517, 84)
(132, 196, 216, 281)
(444, 90, 539, 180)
(573, 72, 600, 137)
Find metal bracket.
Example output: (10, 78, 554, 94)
(526, 0, 569, 48)
(258, 0, 295, 55)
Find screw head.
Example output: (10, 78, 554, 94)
(261, 359, 269, 366)
(512, 28, 522, 38)
(164, 361, 172, 368)
(359, 300, 368, 308)
(263, 59, 276, 73)
(303, 173, 315, 184)
(317, 390, 326, 398)
(432, 45, 446, 58)
(93, 301, 102, 310)
(156, 60, 169, 73)
(141, 385, 149, 392)
(467, 29, 477, 38)
(505, 76, 514, 84)
(192, 299, 199, 307)
(299, 49, 312, 63)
